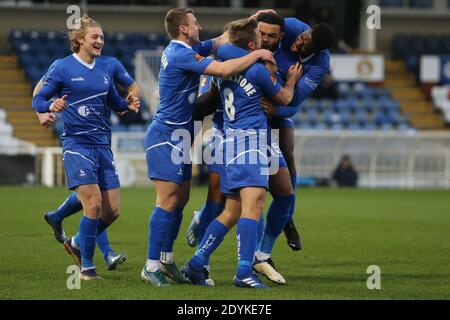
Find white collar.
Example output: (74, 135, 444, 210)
(72, 53, 96, 70)
(171, 39, 192, 49)
(299, 53, 315, 64)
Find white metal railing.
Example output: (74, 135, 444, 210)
(7, 130, 450, 188)
(107, 130, 450, 189)
(135, 49, 163, 116)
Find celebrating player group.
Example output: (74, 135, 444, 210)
(33, 7, 334, 288)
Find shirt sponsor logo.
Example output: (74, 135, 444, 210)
(78, 105, 90, 117)
(71, 76, 85, 81)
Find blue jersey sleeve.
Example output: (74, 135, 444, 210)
(217, 44, 247, 61)
(110, 57, 134, 88)
(42, 59, 60, 80)
(192, 39, 213, 57)
(176, 48, 214, 74)
(250, 63, 282, 98)
(290, 55, 329, 107)
(275, 105, 299, 117)
(106, 81, 128, 113)
(32, 62, 62, 113)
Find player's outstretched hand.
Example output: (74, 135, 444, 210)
(250, 9, 277, 21)
(49, 95, 67, 113)
(261, 97, 277, 115)
(287, 62, 303, 83)
(37, 112, 56, 128)
(255, 49, 276, 65)
(126, 94, 140, 113)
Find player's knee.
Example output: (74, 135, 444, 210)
(104, 207, 120, 222)
(157, 195, 179, 212)
(86, 200, 102, 217)
(218, 209, 239, 228)
(207, 190, 225, 205)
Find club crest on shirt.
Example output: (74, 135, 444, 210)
(194, 53, 205, 62)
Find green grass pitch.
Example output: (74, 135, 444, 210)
(0, 186, 449, 300)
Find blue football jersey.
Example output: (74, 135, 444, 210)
(32, 53, 128, 149)
(216, 45, 281, 131)
(156, 40, 214, 125)
(100, 55, 134, 89)
(42, 56, 134, 89)
(276, 18, 330, 108)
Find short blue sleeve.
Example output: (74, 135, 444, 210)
(176, 48, 214, 74)
(249, 63, 281, 98)
(107, 81, 128, 112)
(192, 40, 213, 57)
(217, 44, 247, 61)
(32, 62, 63, 112)
(110, 57, 134, 88)
(290, 56, 329, 107)
(42, 59, 61, 81)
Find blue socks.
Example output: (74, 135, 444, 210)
(48, 192, 82, 222)
(147, 207, 172, 260)
(78, 215, 98, 271)
(161, 207, 183, 252)
(259, 195, 294, 255)
(197, 202, 225, 242)
(236, 218, 258, 278)
(96, 220, 112, 259)
(190, 219, 228, 270)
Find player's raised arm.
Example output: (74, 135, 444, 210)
(269, 62, 302, 106)
(204, 49, 274, 78)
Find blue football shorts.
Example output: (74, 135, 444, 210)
(62, 146, 120, 191)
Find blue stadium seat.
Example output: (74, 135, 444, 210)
(355, 110, 368, 124)
(347, 122, 362, 131)
(362, 122, 377, 131)
(112, 124, 128, 132)
(337, 82, 351, 99)
(380, 0, 404, 7)
(303, 99, 317, 110)
(298, 122, 313, 130)
(392, 34, 410, 60)
(410, 0, 433, 8)
(330, 123, 343, 131)
(340, 110, 351, 126)
(380, 123, 395, 131)
(318, 99, 333, 112)
(307, 109, 318, 123)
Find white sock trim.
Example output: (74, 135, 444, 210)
(160, 251, 174, 264)
(255, 251, 271, 262)
(145, 259, 161, 272)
